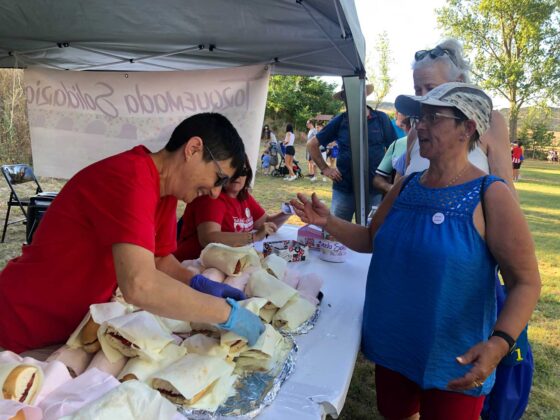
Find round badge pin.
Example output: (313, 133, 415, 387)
(432, 212, 445, 225)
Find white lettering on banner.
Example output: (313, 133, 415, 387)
(123, 83, 250, 115)
(24, 65, 270, 179)
(25, 81, 118, 118)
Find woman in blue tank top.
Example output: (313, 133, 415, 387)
(290, 83, 540, 420)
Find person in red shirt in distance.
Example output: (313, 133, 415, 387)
(175, 155, 291, 262)
(0, 113, 264, 355)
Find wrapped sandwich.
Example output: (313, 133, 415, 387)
(150, 354, 236, 410)
(246, 269, 297, 309)
(118, 343, 186, 382)
(272, 295, 316, 331)
(235, 324, 288, 372)
(200, 243, 260, 276)
(67, 302, 131, 353)
(98, 311, 176, 362)
(263, 254, 288, 280)
(181, 334, 229, 360)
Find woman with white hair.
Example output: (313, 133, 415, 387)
(404, 39, 515, 193)
(291, 83, 540, 419)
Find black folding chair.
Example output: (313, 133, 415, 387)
(1, 164, 44, 242)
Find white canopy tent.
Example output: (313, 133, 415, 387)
(0, 0, 372, 223)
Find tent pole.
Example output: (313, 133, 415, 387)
(343, 76, 368, 225)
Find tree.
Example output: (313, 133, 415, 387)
(519, 105, 555, 157)
(437, 0, 560, 143)
(265, 76, 341, 131)
(365, 31, 393, 110)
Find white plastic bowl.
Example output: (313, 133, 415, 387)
(319, 240, 347, 263)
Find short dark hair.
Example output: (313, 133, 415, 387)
(233, 154, 253, 201)
(165, 113, 245, 173)
(286, 123, 293, 133)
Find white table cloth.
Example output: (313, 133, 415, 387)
(255, 225, 371, 419)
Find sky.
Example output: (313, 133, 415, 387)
(327, 0, 510, 109)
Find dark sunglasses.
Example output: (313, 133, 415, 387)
(414, 46, 458, 67)
(204, 146, 230, 187)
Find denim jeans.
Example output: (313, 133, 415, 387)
(331, 188, 382, 222)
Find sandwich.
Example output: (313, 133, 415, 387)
(272, 295, 316, 331)
(118, 343, 186, 382)
(98, 311, 176, 362)
(66, 301, 130, 351)
(181, 334, 229, 360)
(246, 269, 297, 308)
(235, 324, 288, 372)
(150, 354, 235, 408)
(200, 243, 260, 276)
(0, 363, 43, 405)
(263, 254, 288, 280)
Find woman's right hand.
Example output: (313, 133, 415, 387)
(290, 192, 330, 227)
(256, 222, 277, 241)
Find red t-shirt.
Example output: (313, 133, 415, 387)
(512, 145, 523, 161)
(174, 191, 265, 262)
(0, 146, 177, 352)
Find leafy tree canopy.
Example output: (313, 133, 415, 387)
(437, 0, 560, 141)
(265, 76, 342, 131)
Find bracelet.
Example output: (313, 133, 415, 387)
(489, 330, 516, 353)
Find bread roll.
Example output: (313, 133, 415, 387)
(2, 365, 41, 404)
(80, 318, 101, 353)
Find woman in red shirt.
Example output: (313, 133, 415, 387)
(175, 157, 291, 261)
(511, 141, 524, 181)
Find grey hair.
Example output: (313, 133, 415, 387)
(412, 38, 471, 83)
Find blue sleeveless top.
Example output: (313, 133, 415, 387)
(362, 172, 504, 396)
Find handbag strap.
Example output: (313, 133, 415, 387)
(479, 175, 489, 221)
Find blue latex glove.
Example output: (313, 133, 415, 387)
(219, 298, 265, 346)
(190, 274, 247, 300)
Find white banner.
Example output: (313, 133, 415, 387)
(24, 65, 270, 179)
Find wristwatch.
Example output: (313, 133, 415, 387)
(489, 330, 516, 353)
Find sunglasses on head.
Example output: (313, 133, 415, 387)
(414, 46, 458, 67)
(204, 146, 230, 187)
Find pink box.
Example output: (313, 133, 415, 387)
(297, 224, 324, 249)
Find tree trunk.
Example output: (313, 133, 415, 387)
(509, 103, 519, 144)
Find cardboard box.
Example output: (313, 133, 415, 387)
(262, 240, 309, 262)
(296, 224, 324, 249)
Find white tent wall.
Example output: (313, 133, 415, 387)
(0, 0, 370, 224)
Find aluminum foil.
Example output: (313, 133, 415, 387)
(178, 335, 297, 419)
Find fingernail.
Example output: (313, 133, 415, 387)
(456, 356, 464, 363)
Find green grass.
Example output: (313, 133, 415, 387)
(0, 157, 558, 419)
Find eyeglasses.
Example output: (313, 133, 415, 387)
(204, 146, 230, 187)
(414, 46, 458, 67)
(410, 112, 464, 128)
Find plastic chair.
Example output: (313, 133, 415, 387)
(1, 164, 44, 242)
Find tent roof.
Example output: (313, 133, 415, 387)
(0, 0, 365, 76)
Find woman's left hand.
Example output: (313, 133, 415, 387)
(447, 338, 508, 390)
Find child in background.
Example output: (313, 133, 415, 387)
(261, 151, 271, 175)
